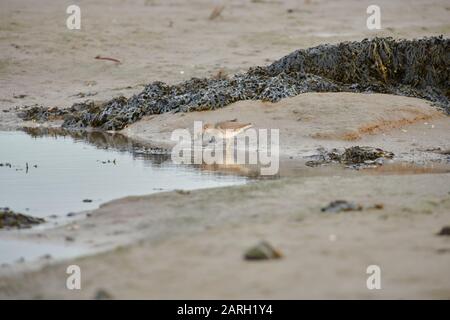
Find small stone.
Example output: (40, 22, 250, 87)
(94, 289, 113, 300)
(321, 200, 362, 213)
(373, 203, 384, 210)
(82, 199, 93, 203)
(244, 241, 282, 260)
(437, 226, 450, 236)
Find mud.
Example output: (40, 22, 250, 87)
(17, 37, 449, 131)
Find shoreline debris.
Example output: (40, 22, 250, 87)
(0, 207, 45, 229)
(437, 226, 450, 236)
(94, 55, 121, 64)
(17, 36, 449, 131)
(305, 146, 394, 168)
(209, 5, 225, 20)
(321, 200, 363, 213)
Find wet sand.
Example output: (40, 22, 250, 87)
(1, 173, 449, 299)
(0, 0, 449, 299)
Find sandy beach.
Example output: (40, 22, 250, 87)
(0, 0, 449, 299)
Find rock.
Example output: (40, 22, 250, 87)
(0, 207, 45, 229)
(93, 289, 113, 300)
(437, 226, 450, 236)
(82, 199, 93, 203)
(244, 241, 282, 260)
(321, 200, 362, 213)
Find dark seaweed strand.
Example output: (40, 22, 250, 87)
(19, 36, 450, 131)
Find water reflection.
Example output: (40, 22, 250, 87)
(23, 127, 171, 165)
(23, 127, 273, 178)
(0, 128, 248, 218)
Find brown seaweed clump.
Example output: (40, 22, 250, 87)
(18, 36, 449, 131)
(305, 146, 394, 168)
(0, 207, 45, 229)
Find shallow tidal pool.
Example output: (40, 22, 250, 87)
(0, 130, 248, 219)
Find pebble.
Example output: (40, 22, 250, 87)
(437, 226, 450, 236)
(244, 241, 282, 260)
(94, 289, 114, 300)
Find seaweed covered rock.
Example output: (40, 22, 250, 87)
(305, 146, 394, 167)
(0, 207, 45, 229)
(18, 36, 449, 131)
(17, 105, 69, 122)
(340, 146, 394, 164)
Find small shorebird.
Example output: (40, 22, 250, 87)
(201, 120, 253, 152)
(203, 120, 253, 141)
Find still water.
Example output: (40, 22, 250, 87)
(0, 129, 248, 218)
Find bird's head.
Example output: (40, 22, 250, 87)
(203, 123, 214, 131)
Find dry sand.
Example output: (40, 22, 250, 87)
(0, 0, 449, 299)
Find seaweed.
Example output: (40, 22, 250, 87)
(305, 146, 394, 168)
(0, 207, 45, 229)
(18, 36, 449, 131)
